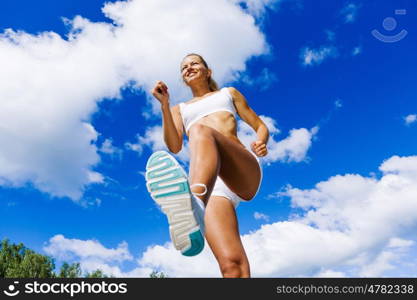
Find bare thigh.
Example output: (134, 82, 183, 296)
(191, 125, 261, 200)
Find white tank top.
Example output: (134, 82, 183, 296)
(179, 87, 237, 132)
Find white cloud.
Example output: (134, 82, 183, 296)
(129, 114, 315, 175)
(125, 154, 417, 277)
(388, 237, 414, 248)
(268, 127, 319, 163)
(301, 46, 339, 66)
(125, 126, 165, 156)
(340, 3, 360, 24)
(130, 113, 315, 169)
(379, 155, 417, 179)
(232, 0, 281, 18)
(79, 197, 102, 209)
(47, 154, 417, 278)
(138, 243, 220, 277)
(124, 141, 142, 153)
(260, 115, 281, 135)
(44, 234, 132, 262)
(352, 46, 362, 56)
(237, 115, 278, 149)
(254, 212, 270, 221)
(335, 98, 343, 108)
(404, 114, 417, 125)
(125, 125, 190, 163)
(315, 269, 346, 278)
(238, 115, 317, 164)
(43, 234, 218, 277)
(239, 68, 278, 91)
(87, 171, 104, 184)
(99, 138, 122, 157)
(325, 30, 336, 42)
(0, 0, 270, 200)
(358, 251, 397, 277)
(43, 234, 154, 277)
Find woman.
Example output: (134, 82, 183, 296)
(146, 53, 269, 278)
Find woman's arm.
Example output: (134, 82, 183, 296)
(161, 104, 184, 153)
(228, 87, 269, 157)
(151, 81, 184, 154)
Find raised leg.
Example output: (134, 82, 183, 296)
(188, 124, 261, 203)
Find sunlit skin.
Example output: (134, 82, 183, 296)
(151, 54, 269, 278)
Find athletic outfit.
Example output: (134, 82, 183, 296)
(145, 87, 262, 256)
(179, 87, 263, 208)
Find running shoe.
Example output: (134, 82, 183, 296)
(145, 151, 205, 256)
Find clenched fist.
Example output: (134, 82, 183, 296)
(151, 81, 169, 106)
(251, 140, 268, 157)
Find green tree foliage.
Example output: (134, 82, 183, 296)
(85, 269, 108, 278)
(1, 238, 169, 278)
(58, 262, 82, 278)
(0, 239, 55, 278)
(149, 270, 168, 278)
(0, 239, 108, 278)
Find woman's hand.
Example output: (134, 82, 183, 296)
(151, 81, 170, 106)
(251, 140, 268, 157)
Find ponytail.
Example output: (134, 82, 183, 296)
(183, 53, 219, 91)
(208, 76, 219, 92)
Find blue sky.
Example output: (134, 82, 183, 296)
(1, 0, 417, 277)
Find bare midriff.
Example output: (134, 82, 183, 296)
(186, 111, 245, 148)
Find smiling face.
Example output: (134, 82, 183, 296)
(180, 55, 212, 87)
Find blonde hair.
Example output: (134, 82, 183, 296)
(182, 53, 219, 92)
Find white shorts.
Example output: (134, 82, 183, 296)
(211, 150, 262, 208)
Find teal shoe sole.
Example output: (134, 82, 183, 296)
(146, 151, 204, 256)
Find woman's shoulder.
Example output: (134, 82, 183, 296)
(222, 86, 242, 100)
(223, 86, 240, 94)
(222, 86, 236, 91)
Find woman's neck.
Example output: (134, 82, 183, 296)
(190, 82, 211, 98)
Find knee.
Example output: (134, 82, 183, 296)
(219, 255, 248, 278)
(189, 124, 213, 140)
